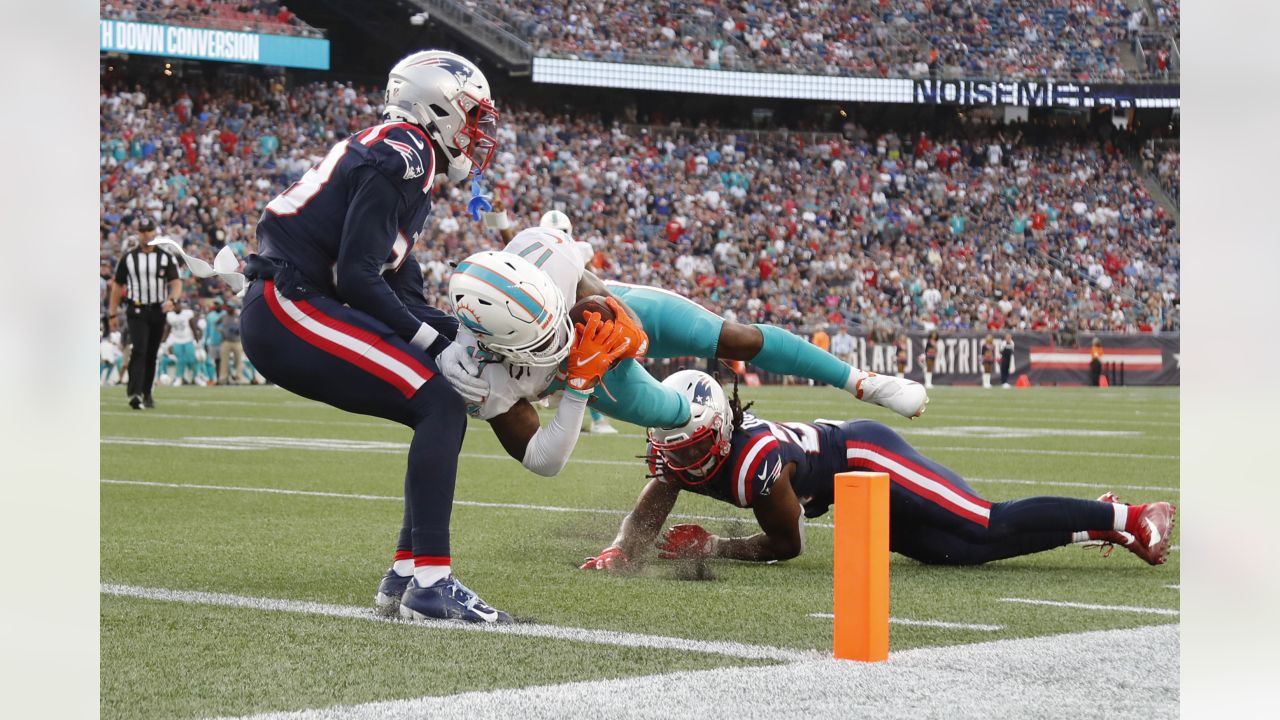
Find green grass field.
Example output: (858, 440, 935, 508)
(100, 384, 1179, 719)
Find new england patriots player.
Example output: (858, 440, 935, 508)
(582, 370, 1176, 570)
(373, 241, 639, 618)
(485, 210, 928, 425)
(238, 50, 512, 622)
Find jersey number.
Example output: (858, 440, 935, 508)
(774, 422, 821, 454)
(266, 140, 351, 216)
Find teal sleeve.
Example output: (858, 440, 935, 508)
(588, 358, 691, 429)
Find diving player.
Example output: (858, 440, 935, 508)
(485, 210, 929, 427)
(580, 370, 1176, 570)
(373, 241, 639, 617)
(237, 50, 512, 623)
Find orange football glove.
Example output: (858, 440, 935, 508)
(604, 296, 649, 359)
(580, 546, 629, 571)
(566, 311, 631, 394)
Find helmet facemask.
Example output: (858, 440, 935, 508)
(648, 416, 731, 486)
(478, 306, 573, 368)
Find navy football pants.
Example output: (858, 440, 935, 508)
(843, 421, 1115, 565)
(241, 279, 466, 560)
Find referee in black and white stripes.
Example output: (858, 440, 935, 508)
(107, 218, 182, 409)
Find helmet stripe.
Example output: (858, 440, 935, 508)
(454, 261, 548, 322)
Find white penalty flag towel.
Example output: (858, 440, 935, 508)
(149, 238, 247, 296)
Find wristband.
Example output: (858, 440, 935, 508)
(482, 211, 511, 230)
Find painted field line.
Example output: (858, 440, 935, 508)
(102, 411, 388, 429)
(101, 583, 816, 663)
(915, 445, 1177, 460)
(101, 436, 639, 466)
(807, 613, 1003, 632)
(1165, 584, 1180, 590)
(967, 476, 1179, 494)
(99, 479, 825, 528)
(998, 598, 1180, 616)
(220, 623, 1178, 720)
(101, 435, 1175, 462)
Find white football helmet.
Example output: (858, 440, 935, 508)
(539, 210, 573, 236)
(647, 370, 734, 485)
(384, 50, 499, 182)
(448, 251, 573, 367)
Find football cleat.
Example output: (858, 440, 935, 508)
(143, 395, 156, 409)
(1092, 492, 1176, 565)
(589, 419, 619, 435)
(851, 372, 929, 419)
(128, 395, 142, 410)
(399, 575, 512, 624)
(374, 568, 413, 617)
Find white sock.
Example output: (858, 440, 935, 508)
(924, 372, 933, 386)
(392, 559, 414, 577)
(1112, 503, 1131, 531)
(982, 373, 991, 388)
(1071, 531, 1093, 543)
(414, 564, 452, 586)
(843, 368, 870, 394)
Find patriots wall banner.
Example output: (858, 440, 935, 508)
(646, 333, 1179, 387)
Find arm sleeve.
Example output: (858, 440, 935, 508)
(520, 391, 590, 477)
(163, 254, 180, 281)
(334, 165, 440, 350)
(114, 255, 129, 284)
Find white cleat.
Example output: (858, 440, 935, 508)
(590, 420, 619, 435)
(850, 372, 929, 419)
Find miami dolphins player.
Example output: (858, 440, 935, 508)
(581, 370, 1176, 571)
(376, 244, 639, 618)
(485, 211, 928, 428)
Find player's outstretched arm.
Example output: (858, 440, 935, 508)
(659, 466, 805, 563)
(489, 312, 632, 477)
(582, 479, 681, 571)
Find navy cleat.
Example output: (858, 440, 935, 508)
(374, 569, 413, 617)
(398, 575, 512, 624)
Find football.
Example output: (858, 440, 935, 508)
(568, 295, 615, 327)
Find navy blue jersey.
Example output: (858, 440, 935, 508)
(256, 121, 440, 343)
(672, 415, 993, 526)
(666, 413, 839, 515)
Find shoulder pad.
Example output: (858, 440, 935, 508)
(725, 432, 782, 508)
(356, 123, 436, 185)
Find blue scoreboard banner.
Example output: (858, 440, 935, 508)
(100, 19, 329, 70)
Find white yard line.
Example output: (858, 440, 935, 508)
(100, 435, 1177, 462)
(806, 613, 1004, 632)
(99, 479, 804, 528)
(101, 583, 816, 663)
(102, 479, 1187, 545)
(998, 598, 1180, 616)
(216, 623, 1179, 720)
(915, 445, 1177, 460)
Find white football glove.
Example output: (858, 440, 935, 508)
(437, 341, 488, 405)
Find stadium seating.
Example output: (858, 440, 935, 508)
(467, 0, 1169, 82)
(100, 0, 323, 38)
(99, 77, 1180, 340)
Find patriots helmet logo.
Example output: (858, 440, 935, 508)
(691, 377, 715, 405)
(383, 138, 425, 180)
(409, 55, 476, 87)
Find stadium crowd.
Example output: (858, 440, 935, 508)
(100, 0, 321, 37)
(99, 76, 1180, 380)
(480, 0, 1164, 81)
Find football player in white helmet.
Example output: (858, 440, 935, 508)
(445, 248, 640, 476)
(479, 210, 928, 423)
(583, 371, 1176, 571)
